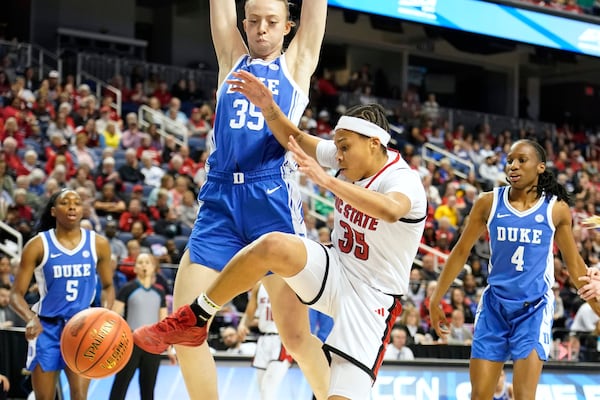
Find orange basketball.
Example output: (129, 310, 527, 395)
(60, 307, 133, 379)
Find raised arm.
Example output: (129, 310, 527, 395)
(210, 0, 248, 86)
(227, 70, 320, 158)
(553, 201, 600, 316)
(10, 237, 43, 340)
(285, 0, 328, 92)
(429, 193, 492, 338)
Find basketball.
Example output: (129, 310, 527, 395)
(60, 307, 133, 379)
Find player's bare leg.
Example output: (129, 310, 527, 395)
(263, 275, 330, 400)
(469, 358, 504, 400)
(511, 351, 544, 400)
(64, 368, 91, 400)
(172, 251, 220, 400)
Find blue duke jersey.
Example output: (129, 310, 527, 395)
(209, 54, 308, 173)
(31, 228, 98, 319)
(189, 54, 308, 271)
(487, 186, 556, 306)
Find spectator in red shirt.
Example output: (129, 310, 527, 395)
(118, 239, 143, 281)
(94, 156, 122, 191)
(420, 280, 452, 331)
(136, 134, 162, 165)
(12, 188, 34, 225)
(0, 117, 26, 148)
(187, 106, 211, 138)
(316, 69, 339, 114)
(119, 198, 154, 235)
(315, 109, 333, 139)
(148, 188, 170, 221)
(152, 80, 172, 109)
(2, 137, 27, 176)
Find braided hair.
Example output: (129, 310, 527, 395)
(344, 103, 389, 132)
(515, 139, 571, 205)
(344, 103, 390, 152)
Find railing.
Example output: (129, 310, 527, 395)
(75, 68, 123, 117)
(0, 39, 63, 82)
(137, 104, 188, 147)
(421, 142, 475, 180)
(75, 52, 218, 100)
(57, 27, 147, 59)
(0, 221, 23, 261)
(298, 185, 333, 224)
(338, 92, 556, 139)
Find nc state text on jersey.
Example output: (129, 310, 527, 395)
(335, 197, 379, 230)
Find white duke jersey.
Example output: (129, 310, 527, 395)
(317, 143, 427, 295)
(256, 283, 278, 334)
(209, 54, 308, 173)
(487, 186, 556, 306)
(32, 228, 98, 319)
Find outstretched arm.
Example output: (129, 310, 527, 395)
(227, 70, 321, 158)
(554, 202, 600, 316)
(429, 193, 491, 338)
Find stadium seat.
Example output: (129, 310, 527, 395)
(180, 224, 192, 237)
(173, 235, 188, 253)
(146, 234, 167, 247)
(117, 231, 134, 244)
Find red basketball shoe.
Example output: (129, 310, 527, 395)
(133, 304, 207, 354)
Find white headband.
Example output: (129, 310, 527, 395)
(334, 116, 391, 146)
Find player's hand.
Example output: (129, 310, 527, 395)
(226, 70, 274, 110)
(587, 267, 600, 279)
(25, 315, 42, 341)
(428, 302, 450, 339)
(288, 135, 331, 188)
(0, 373, 9, 392)
(237, 324, 249, 342)
(578, 268, 600, 301)
(167, 346, 178, 365)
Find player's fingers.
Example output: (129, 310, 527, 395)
(578, 286, 596, 300)
(587, 268, 600, 278)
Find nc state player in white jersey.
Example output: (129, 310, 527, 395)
(238, 283, 292, 400)
(132, 70, 427, 399)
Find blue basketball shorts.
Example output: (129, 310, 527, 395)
(471, 287, 553, 362)
(27, 317, 68, 372)
(188, 169, 306, 271)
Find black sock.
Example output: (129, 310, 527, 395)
(189, 299, 211, 327)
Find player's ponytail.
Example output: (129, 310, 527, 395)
(519, 139, 571, 205)
(537, 169, 571, 205)
(35, 189, 70, 233)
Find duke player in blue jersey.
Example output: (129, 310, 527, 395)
(429, 140, 600, 400)
(9, 189, 114, 400)
(133, 1, 328, 399)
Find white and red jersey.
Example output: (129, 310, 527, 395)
(317, 143, 427, 296)
(256, 283, 278, 334)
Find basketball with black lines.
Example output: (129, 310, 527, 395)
(60, 307, 133, 379)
